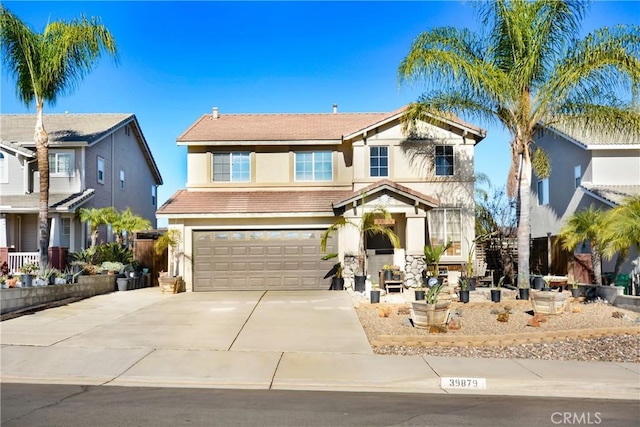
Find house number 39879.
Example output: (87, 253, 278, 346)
(441, 377, 487, 389)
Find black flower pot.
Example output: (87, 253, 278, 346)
(354, 275, 366, 292)
(532, 276, 544, 290)
(490, 289, 502, 302)
(519, 288, 530, 300)
(570, 287, 581, 298)
(468, 278, 476, 291)
(384, 270, 393, 281)
(459, 290, 470, 303)
(331, 277, 345, 290)
(370, 290, 380, 304)
(415, 290, 425, 301)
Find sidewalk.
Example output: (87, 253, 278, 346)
(1, 288, 638, 400)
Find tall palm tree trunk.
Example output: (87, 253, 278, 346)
(35, 101, 50, 272)
(592, 248, 603, 286)
(517, 151, 532, 288)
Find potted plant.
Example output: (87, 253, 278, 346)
(423, 241, 452, 284)
(518, 280, 530, 300)
(414, 280, 426, 301)
(411, 281, 451, 328)
(570, 280, 581, 298)
(541, 276, 552, 292)
(491, 276, 504, 303)
(458, 276, 470, 303)
(382, 264, 395, 281)
(19, 262, 38, 287)
(101, 261, 124, 275)
(321, 195, 400, 292)
(155, 228, 183, 277)
(463, 237, 477, 290)
(370, 282, 381, 304)
(321, 253, 344, 290)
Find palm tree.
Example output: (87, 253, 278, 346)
(111, 208, 152, 246)
(78, 207, 116, 248)
(0, 6, 117, 273)
(398, 0, 640, 287)
(321, 199, 400, 277)
(600, 196, 640, 281)
(558, 206, 605, 285)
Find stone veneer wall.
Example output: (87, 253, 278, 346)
(404, 254, 427, 288)
(1, 275, 115, 315)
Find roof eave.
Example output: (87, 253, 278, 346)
(177, 139, 342, 146)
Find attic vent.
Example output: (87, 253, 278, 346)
(333, 104, 338, 114)
(212, 107, 219, 119)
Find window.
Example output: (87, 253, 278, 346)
(370, 146, 389, 177)
(151, 186, 156, 205)
(435, 145, 454, 176)
(212, 152, 250, 182)
(428, 209, 462, 256)
(295, 151, 332, 181)
(537, 179, 549, 205)
(59, 217, 71, 248)
(125, 125, 130, 136)
(574, 165, 581, 188)
(120, 170, 125, 189)
(48, 150, 73, 175)
(97, 156, 105, 184)
(0, 152, 7, 183)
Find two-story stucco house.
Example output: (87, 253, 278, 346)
(157, 106, 486, 292)
(530, 124, 640, 276)
(0, 113, 163, 270)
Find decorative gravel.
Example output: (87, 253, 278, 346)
(355, 298, 640, 363)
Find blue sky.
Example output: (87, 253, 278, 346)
(2, 1, 638, 226)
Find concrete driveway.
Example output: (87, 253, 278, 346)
(0, 288, 372, 354)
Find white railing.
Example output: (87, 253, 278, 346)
(7, 252, 39, 274)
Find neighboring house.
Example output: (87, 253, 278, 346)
(530, 125, 640, 276)
(0, 113, 163, 270)
(157, 106, 486, 292)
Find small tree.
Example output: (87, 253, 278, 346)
(600, 196, 640, 282)
(558, 206, 606, 286)
(78, 207, 117, 248)
(111, 208, 152, 247)
(321, 196, 400, 277)
(154, 229, 183, 277)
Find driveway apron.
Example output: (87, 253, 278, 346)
(230, 290, 373, 354)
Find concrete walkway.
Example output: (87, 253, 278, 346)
(1, 288, 638, 400)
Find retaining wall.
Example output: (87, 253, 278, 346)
(1, 275, 115, 315)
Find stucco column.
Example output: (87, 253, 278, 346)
(49, 213, 61, 247)
(405, 211, 427, 256)
(0, 214, 7, 247)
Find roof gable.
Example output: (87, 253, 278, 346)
(333, 179, 439, 211)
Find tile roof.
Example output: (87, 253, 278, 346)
(580, 183, 640, 206)
(547, 123, 640, 147)
(1, 113, 133, 145)
(177, 106, 486, 143)
(156, 189, 356, 216)
(177, 112, 393, 143)
(0, 190, 95, 212)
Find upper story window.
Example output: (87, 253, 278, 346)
(125, 125, 131, 137)
(120, 170, 125, 189)
(212, 152, 250, 182)
(61, 217, 71, 237)
(0, 152, 7, 183)
(48, 150, 74, 176)
(428, 208, 462, 257)
(574, 165, 582, 188)
(295, 151, 332, 181)
(97, 156, 105, 184)
(151, 186, 156, 206)
(435, 146, 454, 176)
(537, 178, 549, 205)
(370, 146, 389, 177)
